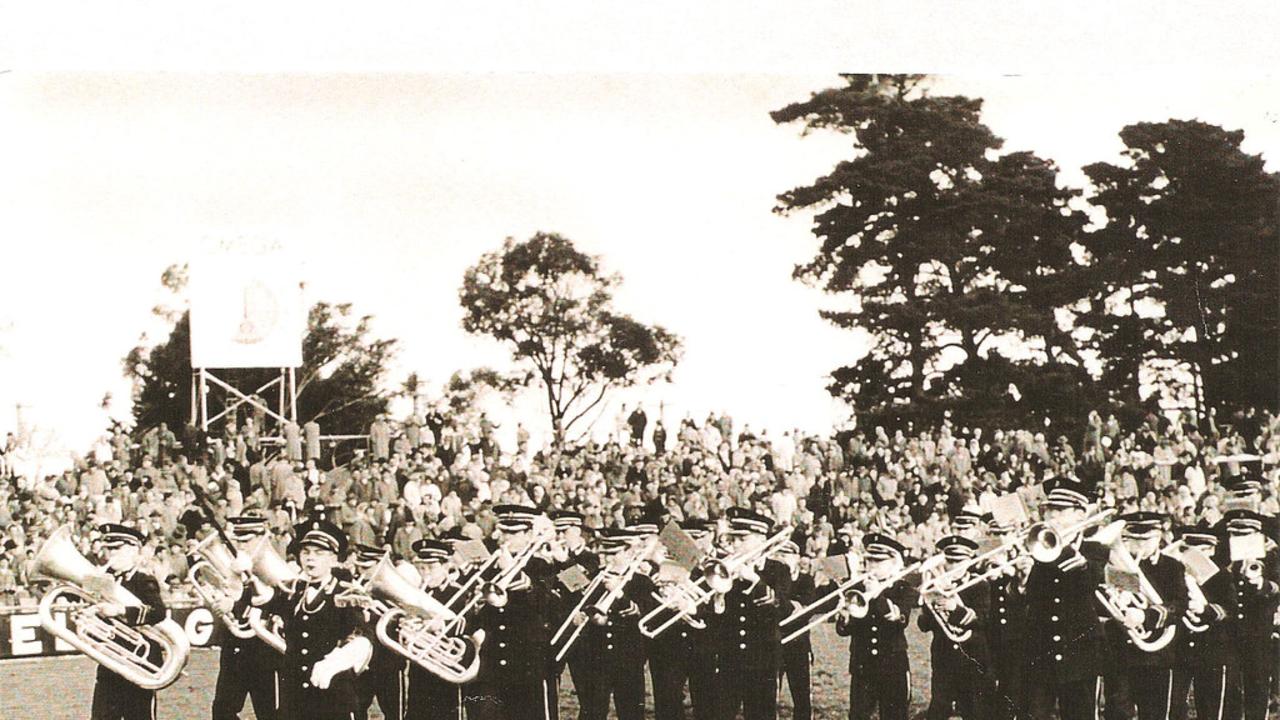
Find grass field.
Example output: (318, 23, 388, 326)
(0, 622, 931, 719)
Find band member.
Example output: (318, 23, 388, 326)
(547, 510, 598, 720)
(1170, 522, 1237, 720)
(776, 540, 815, 720)
(918, 535, 995, 720)
(835, 531, 916, 720)
(465, 504, 554, 720)
(572, 528, 654, 720)
(405, 539, 465, 720)
(243, 519, 374, 720)
(711, 507, 790, 720)
(1105, 512, 1187, 720)
(1021, 477, 1109, 720)
(984, 515, 1027, 720)
(91, 524, 168, 720)
(211, 514, 281, 720)
(1221, 508, 1280, 720)
(648, 519, 719, 720)
(952, 510, 985, 543)
(350, 543, 408, 720)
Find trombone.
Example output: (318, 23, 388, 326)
(780, 566, 868, 645)
(843, 554, 945, 621)
(550, 536, 658, 663)
(444, 520, 554, 630)
(1024, 508, 1116, 564)
(639, 528, 792, 639)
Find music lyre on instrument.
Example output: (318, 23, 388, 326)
(33, 525, 191, 690)
(551, 535, 658, 663)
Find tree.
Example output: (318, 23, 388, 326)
(459, 232, 682, 446)
(772, 74, 1096, 433)
(1077, 120, 1280, 421)
(124, 265, 399, 440)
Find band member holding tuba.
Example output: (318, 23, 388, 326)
(1221, 508, 1279, 720)
(1021, 477, 1111, 720)
(404, 538, 466, 720)
(918, 535, 996, 720)
(241, 518, 374, 720)
(465, 504, 555, 720)
(1169, 521, 1237, 720)
(90, 524, 170, 720)
(1102, 511, 1187, 720)
(348, 542, 409, 720)
(211, 514, 281, 720)
(834, 531, 917, 720)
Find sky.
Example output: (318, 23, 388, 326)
(0, 72, 1277, 461)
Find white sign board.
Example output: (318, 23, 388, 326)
(189, 254, 306, 369)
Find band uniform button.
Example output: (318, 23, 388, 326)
(739, 630, 746, 636)
(301, 649, 308, 655)
(1053, 635, 1061, 642)
(1000, 619, 1007, 625)
(1051, 616, 1059, 622)
(1055, 654, 1063, 661)
(302, 632, 309, 638)
(499, 625, 507, 630)
(500, 659, 507, 666)
(607, 644, 614, 650)
(303, 682, 310, 688)
(871, 638, 877, 644)
(871, 649, 878, 655)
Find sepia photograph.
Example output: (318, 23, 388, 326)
(0, 6, 1278, 720)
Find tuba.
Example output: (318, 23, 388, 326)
(188, 533, 255, 639)
(362, 557, 481, 684)
(34, 526, 191, 690)
(243, 535, 304, 654)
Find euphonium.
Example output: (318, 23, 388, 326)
(34, 526, 191, 690)
(244, 535, 303, 654)
(362, 557, 480, 684)
(1095, 548, 1176, 652)
(188, 533, 255, 639)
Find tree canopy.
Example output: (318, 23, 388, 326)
(773, 74, 1096, 433)
(459, 232, 682, 446)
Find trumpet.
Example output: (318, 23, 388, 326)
(551, 536, 657, 663)
(1024, 508, 1116, 564)
(34, 526, 191, 690)
(639, 528, 792, 639)
(187, 533, 256, 639)
(843, 554, 945, 620)
(243, 535, 304, 654)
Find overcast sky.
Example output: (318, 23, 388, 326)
(1, 72, 1277, 459)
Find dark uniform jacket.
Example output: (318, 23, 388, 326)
(783, 571, 819, 657)
(1022, 540, 1108, 684)
(988, 572, 1027, 669)
(708, 559, 792, 672)
(918, 575, 992, 676)
(472, 556, 554, 683)
(100, 568, 168, 679)
(579, 572, 656, 668)
(834, 577, 917, 673)
(549, 549, 600, 665)
(1178, 566, 1238, 668)
(1113, 553, 1187, 668)
(254, 575, 368, 720)
(1228, 546, 1280, 665)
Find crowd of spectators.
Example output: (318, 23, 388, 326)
(1, 403, 1278, 608)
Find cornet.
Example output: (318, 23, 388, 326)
(187, 533, 256, 639)
(34, 526, 191, 690)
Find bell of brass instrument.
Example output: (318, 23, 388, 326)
(781, 568, 866, 645)
(1025, 508, 1116, 564)
(1182, 573, 1211, 633)
(188, 533, 255, 639)
(34, 525, 191, 690)
(640, 528, 792, 639)
(1095, 548, 1176, 652)
(359, 557, 480, 684)
(844, 554, 945, 620)
(244, 535, 304, 654)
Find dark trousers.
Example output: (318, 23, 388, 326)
(779, 648, 812, 720)
(717, 662, 778, 720)
(1025, 675, 1101, 720)
(212, 644, 279, 720)
(848, 662, 908, 720)
(1127, 667, 1174, 720)
(465, 676, 552, 720)
(406, 664, 462, 720)
(580, 662, 646, 720)
(650, 632, 716, 720)
(1171, 664, 1228, 720)
(1226, 659, 1273, 720)
(926, 661, 996, 720)
(355, 657, 407, 720)
(91, 670, 156, 720)
(566, 651, 594, 720)
(690, 642, 719, 720)
(650, 645, 690, 720)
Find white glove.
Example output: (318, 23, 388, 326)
(310, 657, 341, 689)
